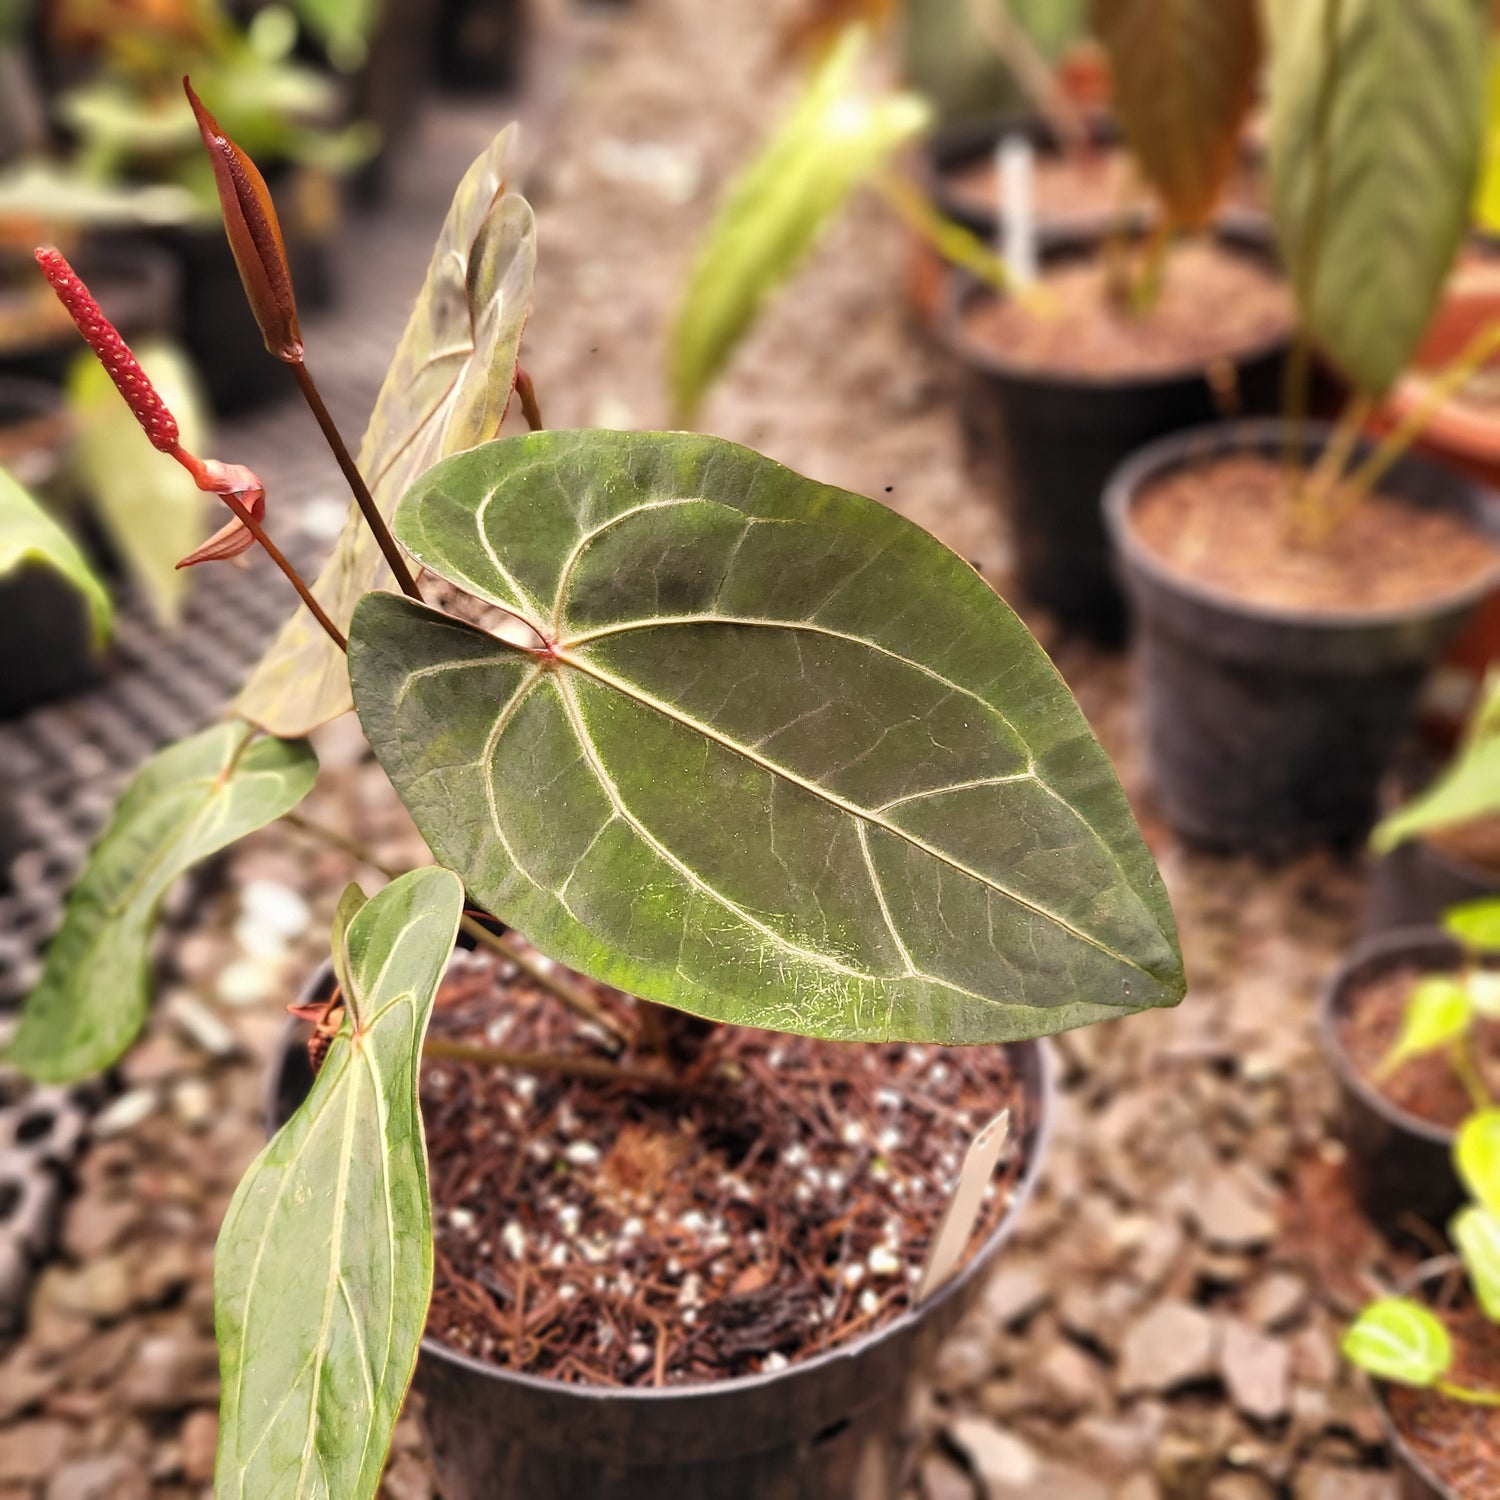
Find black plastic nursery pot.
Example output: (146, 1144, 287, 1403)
(921, 111, 1128, 250)
(0, 378, 100, 719)
(1362, 836, 1500, 937)
(943, 234, 1290, 645)
(269, 955, 1054, 1499)
(1371, 1259, 1479, 1500)
(1317, 928, 1468, 1237)
(1106, 421, 1500, 854)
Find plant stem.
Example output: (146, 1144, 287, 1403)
(458, 916, 631, 1045)
(965, 0, 1087, 153)
(422, 1036, 681, 1092)
(290, 361, 421, 601)
(280, 810, 401, 877)
(1294, 391, 1373, 543)
(217, 488, 347, 651)
(515, 369, 544, 432)
(1282, 0, 1345, 492)
(1435, 1380, 1500, 1407)
(1339, 320, 1500, 507)
(1451, 1034, 1494, 1112)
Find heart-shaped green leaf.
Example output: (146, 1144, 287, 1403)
(347, 429, 1184, 1044)
(1269, 0, 1487, 395)
(1452, 1204, 1500, 1321)
(1091, 0, 1262, 228)
(9, 722, 317, 1082)
(669, 27, 929, 422)
(1457, 1109, 1500, 1217)
(67, 339, 210, 627)
(0, 464, 111, 641)
(1377, 975, 1474, 1079)
(237, 125, 536, 738)
(214, 866, 463, 1500)
(1342, 1297, 1453, 1386)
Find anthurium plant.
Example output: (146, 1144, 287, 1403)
(9, 80, 1185, 1495)
(1343, 1108, 1500, 1408)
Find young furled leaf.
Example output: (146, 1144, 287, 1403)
(214, 867, 464, 1500)
(235, 126, 536, 739)
(348, 429, 1184, 1046)
(1452, 1204, 1500, 1320)
(1376, 975, 1473, 1079)
(1457, 1109, 1500, 1216)
(9, 723, 317, 1082)
(1091, 0, 1262, 228)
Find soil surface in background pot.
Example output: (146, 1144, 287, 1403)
(1132, 455, 1500, 613)
(1428, 814, 1500, 874)
(1334, 962, 1500, 1128)
(1386, 1294, 1500, 1495)
(418, 946, 1029, 1388)
(959, 239, 1291, 378)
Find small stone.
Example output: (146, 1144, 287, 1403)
(45, 1452, 149, 1500)
(1130, 1218, 1186, 1291)
(934, 1332, 992, 1395)
(162, 991, 238, 1059)
(121, 1332, 219, 1412)
(0, 1419, 73, 1481)
(1117, 1476, 1160, 1500)
(61, 1200, 138, 1261)
(216, 959, 276, 1007)
(947, 1416, 1039, 1492)
(1245, 1272, 1307, 1331)
(1290, 1324, 1340, 1385)
(179, 1410, 217, 1486)
(1037, 1340, 1108, 1414)
(0, 1349, 60, 1421)
(47, 1255, 133, 1321)
(170, 1078, 216, 1130)
(1221, 1318, 1290, 1423)
(1189, 1169, 1277, 1251)
(1119, 1302, 1219, 1394)
(1069, 1408, 1165, 1477)
(130, 1239, 198, 1307)
(921, 1452, 978, 1500)
(241, 880, 310, 940)
(91, 1090, 156, 1139)
(1209, 1476, 1277, 1500)
(119, 1035, 190, 1087)
(1292, 1466, 1398, 1500)
(981, 1264, 1049, 1328)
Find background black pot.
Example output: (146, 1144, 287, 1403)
(0, 377, 101, 719)
(1363, 836, 1500, 936)
(1317, 928, 1466, 1238)
(921, 111, 1130, 250)
(1106, 421, 1500, 853)
(943, 231, 1290, 645)
(269, 959, 1053, 1500)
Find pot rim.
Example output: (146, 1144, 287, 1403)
(1104, 418, 1500, 632)
(939, 231, 1292, 392)
(271, 960, 1056, 1409)
(1369, 1255, 1470, 1500)
(1316, 925, 1464, 1150)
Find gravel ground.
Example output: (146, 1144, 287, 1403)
(0, 1, 1433, 1496)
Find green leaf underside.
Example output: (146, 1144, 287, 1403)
(1268, 0, 1486, 396)
(0, 466, 112, 640)
(1380, 976, 1472, 1075)
(236, 125, 536, 739)
(1458, 1110, 1500, 1217)
(1343, 1297, 1453, 1386)
(348, 430, 1184, 1045)
(9, 723, 317, 1082)
(669, 28, 929, 421)
(1373, 740, 1500, 853)
(214, 867, 463, 1500)
(1091, 0, 1261, 228)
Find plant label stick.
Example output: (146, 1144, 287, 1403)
(915, 1107, 1011, 1303)
(999, 136, 1036, 290)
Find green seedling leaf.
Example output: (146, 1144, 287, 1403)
(668, 26, 929, 421)
(1342, 1297, 1454, 1386)
(329, 882, 368, 1013)
(214, 866, 463, 1500)
(0, 466, 111, 640)
(1452, 1204, 1500, 1321)
(67, 339, 210, 627)
(1457, 1110, 1500, 1216)
(1090, 0, 1262, 228)
(1268, 0, 1487, 396)
(348, 429, 1185, 1044)
(1376, 975, 1473, 1079)
(1468, 969, 1500, 1021)
(1445, 896, 1500, 955)
(8, 723, 317, 1082)
(237, 125, 536, 739)
(1374, 725, 1500, 853)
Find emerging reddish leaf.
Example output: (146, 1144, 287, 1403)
(184, 77, 303, 363)
(174, 460, 267, 569)
(34, 247, 181, 453)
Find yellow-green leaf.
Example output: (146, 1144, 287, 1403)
(1452, 1204, 1500, 1320)
(1457, 1109, 1500, 1216)
(1376, 975, 1473, 1078)
(214, 867, 464, 1500)
(236, 125, 536, 738)
(669, 27, 930, 421)
(1342, 1297, 1453, 1386)
(0, 465, 111, 641)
